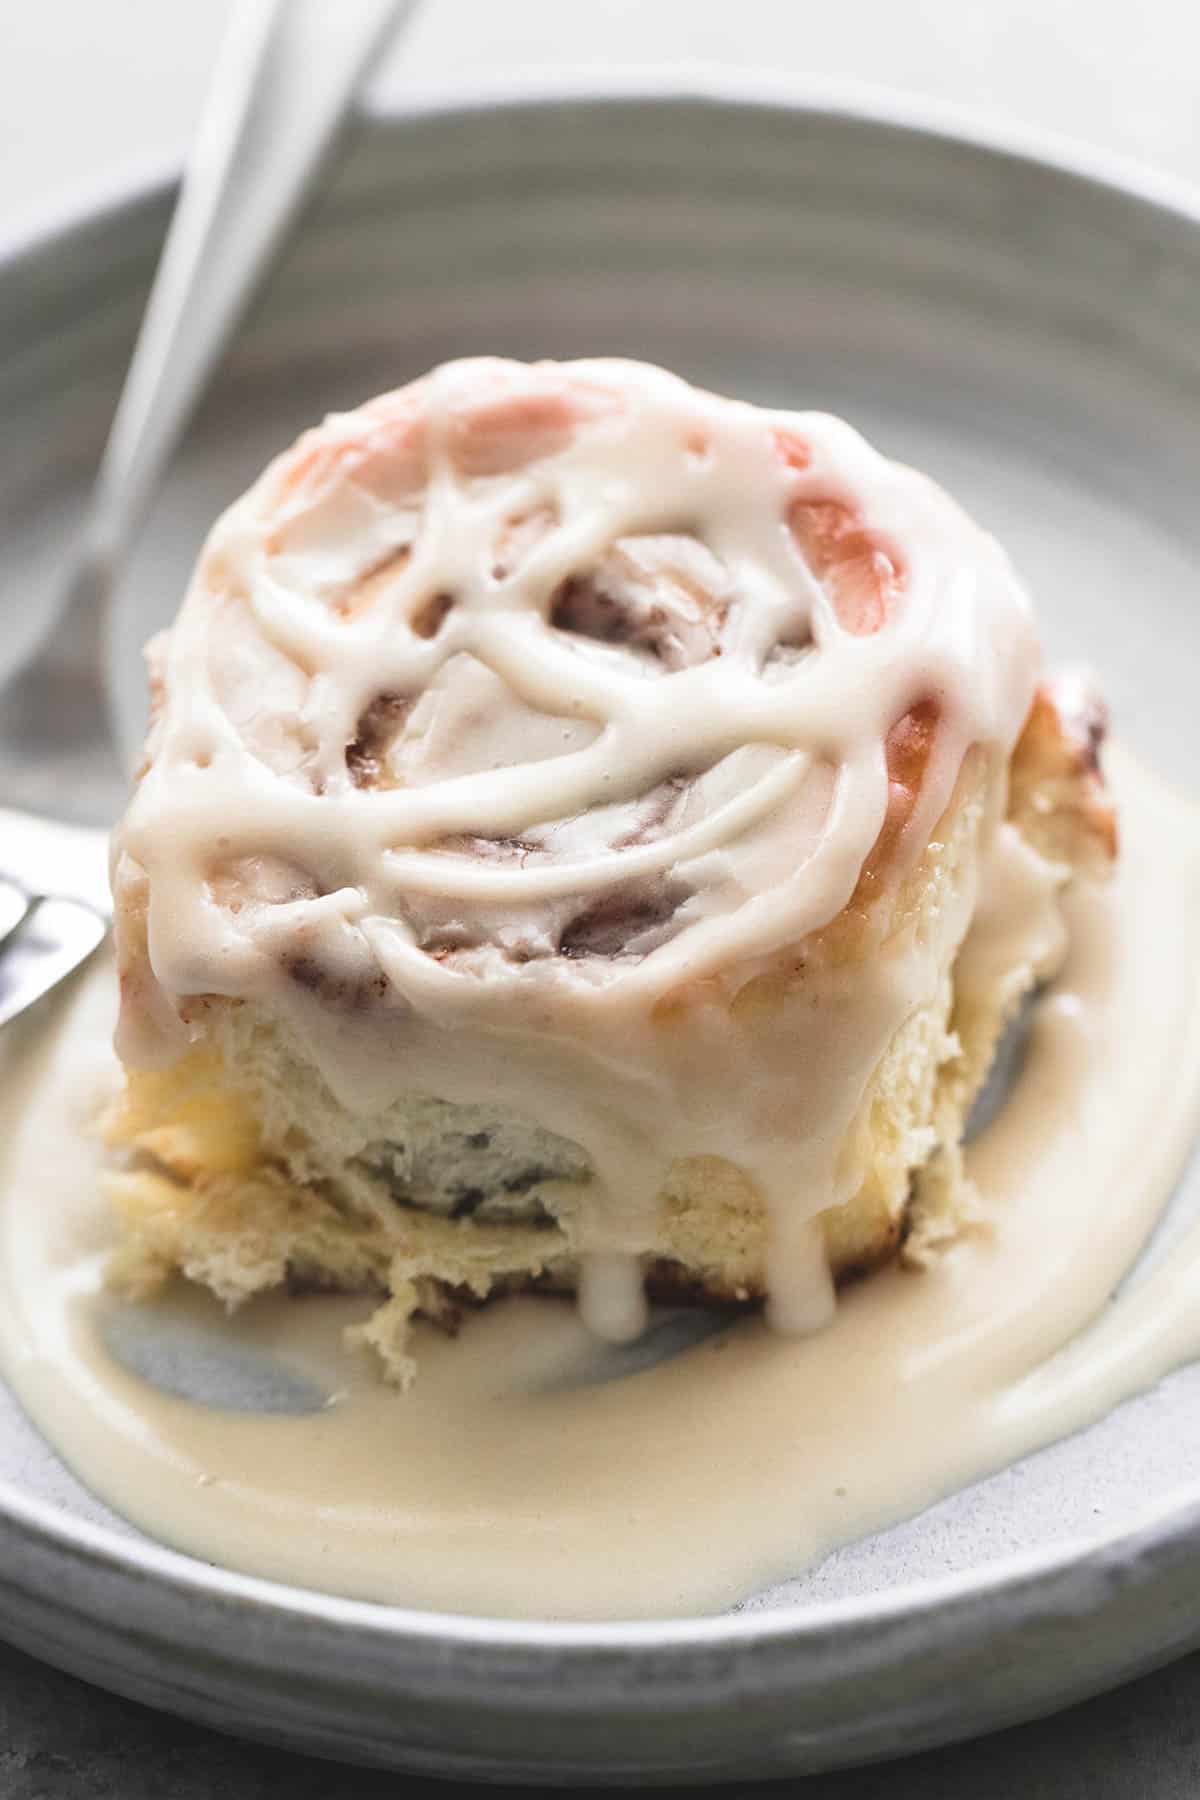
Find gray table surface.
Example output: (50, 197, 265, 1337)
(4, 2, 1200, 1792)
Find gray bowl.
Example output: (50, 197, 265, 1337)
(2, 77, 1200, 1785)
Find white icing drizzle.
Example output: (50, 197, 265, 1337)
(111, 359, 1040, 1329)
(577, 1252, 650, 1344)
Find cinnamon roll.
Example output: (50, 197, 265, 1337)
(104, 358, 1116, 1380)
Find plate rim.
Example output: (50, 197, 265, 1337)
(3, 70, 1200, 1679)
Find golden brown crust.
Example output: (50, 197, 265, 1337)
(1009, 677, 1117, 870)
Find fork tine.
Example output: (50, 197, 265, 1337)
(0, 877, 32, 949)
(0, 897, 108, 1030)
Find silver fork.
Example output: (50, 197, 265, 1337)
(0, 812, 111, 1029)
(0, 0, 415, 1029)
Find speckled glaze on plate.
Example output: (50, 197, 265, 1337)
(2, 77, 1200, 1785)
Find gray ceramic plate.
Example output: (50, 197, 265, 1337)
(2, 77, 1200, 1785)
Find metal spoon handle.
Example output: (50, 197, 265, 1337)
(91, 0, 415, 563)
(0, 0, 416, 825)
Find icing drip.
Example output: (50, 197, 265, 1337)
(577, 1253, 650, 1344)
